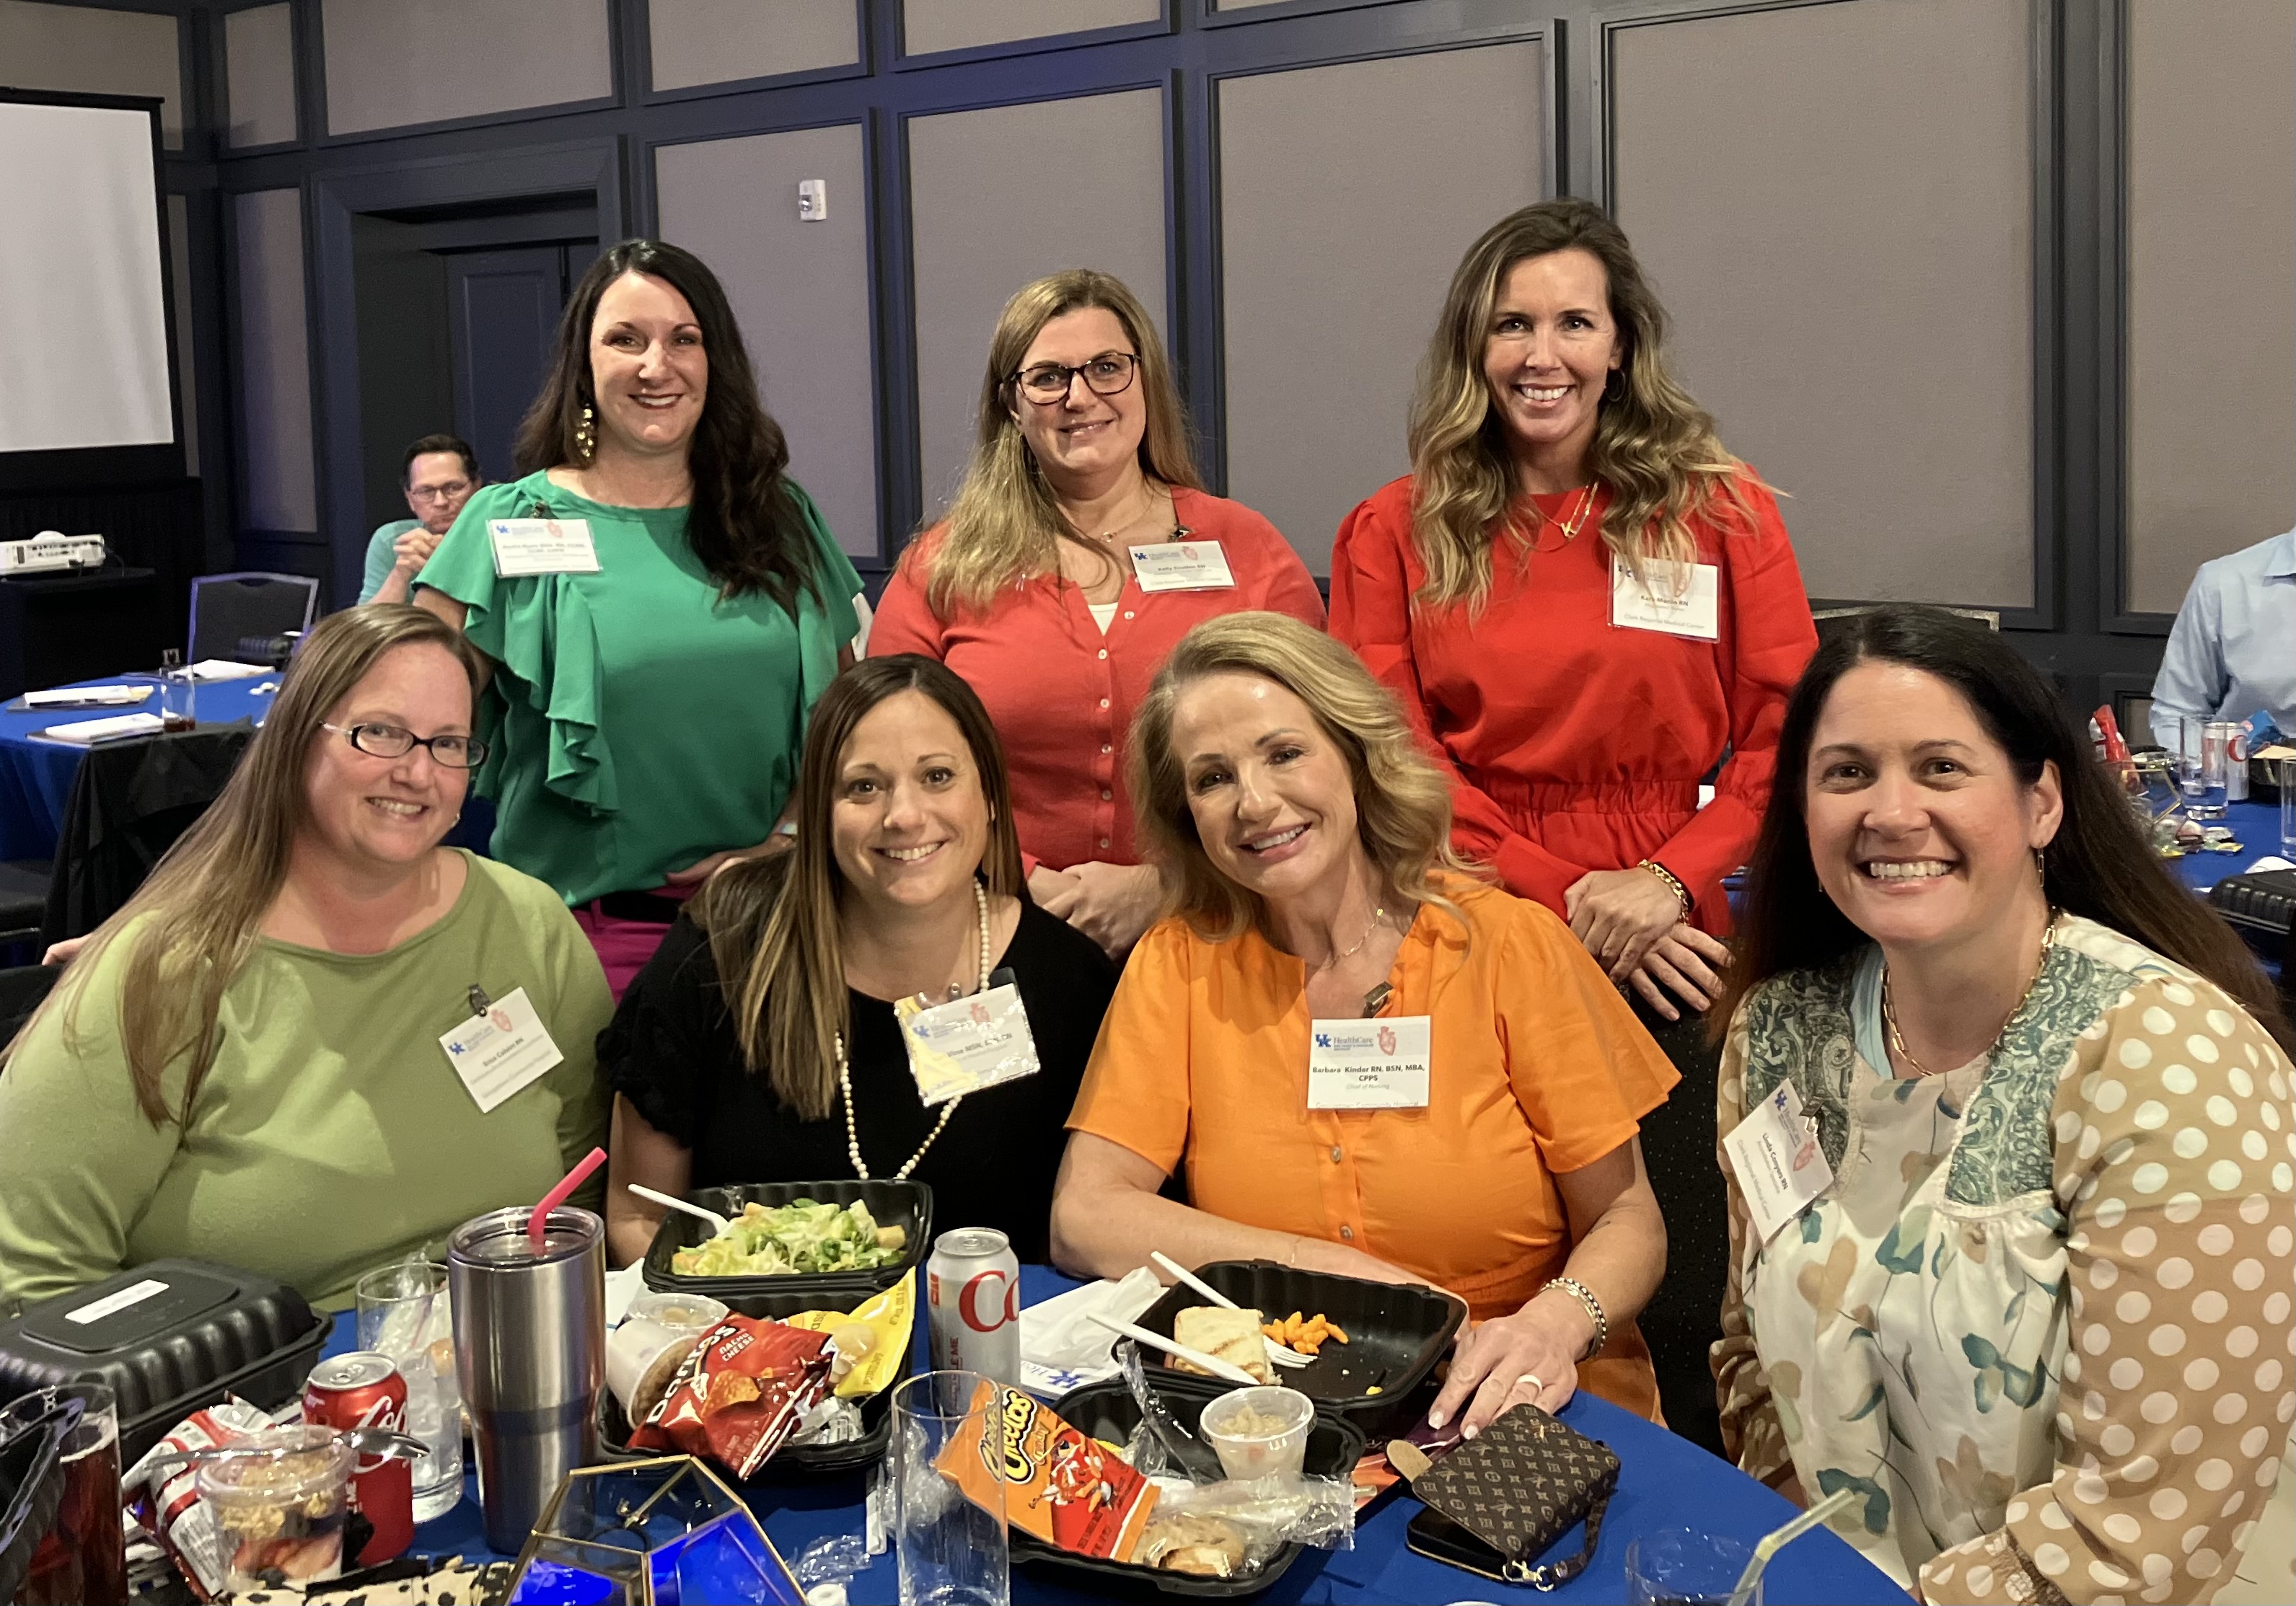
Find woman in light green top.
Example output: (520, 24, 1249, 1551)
(415, 240, 862, 996)
(0, 606, 610, 1311)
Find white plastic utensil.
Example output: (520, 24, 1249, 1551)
(1086, 1312, 1264, 1386)
(626, 1183, 731, 1236)
(1150, 1250, 1309, 1369)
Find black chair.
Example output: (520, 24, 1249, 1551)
(0, 963, 60, 1044)
(0, 861, 43, 950)
(1627, 992, 1729, 1456)
(43, 728, 254, 945)
(185, 571, 317, 663)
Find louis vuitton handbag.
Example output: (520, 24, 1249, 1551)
(1389, 1404, 1620, 1589)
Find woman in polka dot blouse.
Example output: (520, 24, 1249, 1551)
(1709, 607, 2294, 1604)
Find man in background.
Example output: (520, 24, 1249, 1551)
(2150, 523, 2295, 735)
(359, 435, 482, 605)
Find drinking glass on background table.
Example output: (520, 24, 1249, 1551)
(356, 1259, 464, 1522)
(893, 1369, 1008, 1606)
(1625, 1527, 1761, 1606)
(152, 647, 195, 731)
(2282, 758, 2295, 854)
(0, 1381, 126, 1606)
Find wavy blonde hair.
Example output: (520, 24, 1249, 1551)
(1408, 199, 1761, 607)
(910, 270, 1202, 616)
(1129, 612, 1476, 943)
(1, 607, 483, 1126)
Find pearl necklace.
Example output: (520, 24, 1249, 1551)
(840, 880, 992, 1181)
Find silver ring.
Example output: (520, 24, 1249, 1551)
(1516, 1372, 1544, 1394)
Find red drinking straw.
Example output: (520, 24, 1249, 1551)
(529, 1147, 607, 1251)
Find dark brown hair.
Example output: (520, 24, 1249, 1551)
(515, 239, 823, 614)
(1718, 606, 2290, 1049)
(693, 656, 1027, 1119)
(402, 433, 477, 485)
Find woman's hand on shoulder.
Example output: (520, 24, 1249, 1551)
(1426, 1288, 1595, 1436)
(1049, 862, 1161, 959)
(1562, 868, 1685, 981)
(1625, 923, 1732, 1021)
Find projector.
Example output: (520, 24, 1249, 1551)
(0, 529, 108, 576)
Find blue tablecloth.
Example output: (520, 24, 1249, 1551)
(0, 674, 278, 862)
(335, 1266, 1906, 1605)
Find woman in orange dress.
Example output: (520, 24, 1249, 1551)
(1052, 613, 1677, 1429)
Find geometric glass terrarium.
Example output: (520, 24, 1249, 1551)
(505, 1455, 804, 1605)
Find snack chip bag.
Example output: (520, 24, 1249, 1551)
(938, 1382, 1159, 1562)
(786, 1271, 915, 1400)
(631, 1315, 834, 1478)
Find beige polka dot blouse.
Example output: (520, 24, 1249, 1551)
(1714, 914, 2294, 1604)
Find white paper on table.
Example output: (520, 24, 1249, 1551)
(20, 684, 150, 708)
(39, 712, 166, 744)
(2246, 856, 2294, 873)
(605, 1263, 647, 1328)
(1019, 1266, 1164, 1395)
(184, 660, 274, 681)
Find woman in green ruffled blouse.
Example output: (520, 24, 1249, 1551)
(1713, 606, 2293, 1605)
(416, 239, 862, 995)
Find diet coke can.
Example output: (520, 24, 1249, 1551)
(302, 1351, 415, 1565)
(926, 1227, 1019, 1385)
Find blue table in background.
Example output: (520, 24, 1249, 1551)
(338, 1266, 1907, 1605)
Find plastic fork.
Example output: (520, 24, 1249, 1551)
(1150, 1250, 1311, 1369)
(626, 1183, 731, 1237)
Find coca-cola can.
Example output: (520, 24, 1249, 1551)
(302, 1351, 414, 1565)
(926, 1227, 1019, 1384)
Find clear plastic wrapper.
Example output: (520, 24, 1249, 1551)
(1132, 1472, 1357, 1580)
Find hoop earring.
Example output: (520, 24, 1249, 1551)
(575, 405, 597, 463)
(1603, 369, 1628, 403)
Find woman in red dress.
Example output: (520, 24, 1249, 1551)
(1332, 199, 1816, 1024)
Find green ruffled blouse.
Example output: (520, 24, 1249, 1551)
(416, 470, 861, 906)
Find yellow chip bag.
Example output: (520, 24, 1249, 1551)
(786, 1271, 915, 1399)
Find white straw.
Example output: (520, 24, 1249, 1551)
(1725, 1486, 1861, 1606)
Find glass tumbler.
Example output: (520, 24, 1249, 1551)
(1624, 1527, 1760, 1606)
(2282, 758, 2295, 855)
(1, 1381, 126, 1606)
(892, 1369, 1008, 1606)
(356, 1259, 465, 1522)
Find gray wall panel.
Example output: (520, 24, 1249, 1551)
(168, 193, 196, 477)
(903, 0, 1158, 57)
(1220, 44, 1544, 571)
(907, 89, 1167, 518)
(2125, 0, 2296, 614)
(656, 126, 880, 560)
(0, 1, 182, 148)
(321, 0, 612, 136)
(1612, 0, 2033, 609)
(236, 188, 317, 531)
(650, 0, 858, 90)
(225, 3, 297, 148)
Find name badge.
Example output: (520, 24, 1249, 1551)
(1307, 1015, 1432, 1110)
(439, 986, 565, 1113)
(1611, 552, 1719, 640)
(489, 519, 601, 578)
(895, 984, 1042, 1108)
(1721, 1080, 1834, 1243)
(1129, 540, 1236, 593)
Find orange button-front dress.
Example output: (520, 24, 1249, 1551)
(1330, 475, 1816, 930)
(1066, 878, 1679, 1417)
(869, 487, 1324, 873)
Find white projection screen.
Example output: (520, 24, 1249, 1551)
(0, 95, 177, 474)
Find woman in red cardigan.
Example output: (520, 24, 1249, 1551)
(1332, 200, 1815, 1022)
(873, 270, 1322, 957)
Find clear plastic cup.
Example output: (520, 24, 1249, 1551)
(356, 1260, 462, 1521)
(1625, 1527, 1761, 1605)
(195, 1425, 356, 1595)
(1198, 1386, 1315, 1482)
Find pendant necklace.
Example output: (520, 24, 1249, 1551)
(1883, 913, 2056, 1078)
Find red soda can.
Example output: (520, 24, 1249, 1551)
(302, 1351, 414, 1565)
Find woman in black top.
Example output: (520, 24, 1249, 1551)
(601, 656, 1118, 1266)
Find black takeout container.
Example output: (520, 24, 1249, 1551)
(1008, 1379, 1366, 1598)
(1132, 1261, 1466, 1440)
(0, 1260, 324, 1464)
(599, 1279, 912, 1479)
(639, 1180, 932, 1304)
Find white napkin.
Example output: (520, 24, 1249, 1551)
(605, 1262, 647, 1328)
(20, 684, 150, 708)
(40, 712, 166, 744)
(184, 659, 274, 681)
(1019, 1267, 1164, 1395)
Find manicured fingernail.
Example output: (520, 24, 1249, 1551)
(1426, 1409, 1446, 1429)
(1463, 1424, 1479, 1440)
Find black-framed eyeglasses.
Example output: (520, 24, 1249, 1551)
(322, 721, 489, 769)
(1008, 351, 1139, 406)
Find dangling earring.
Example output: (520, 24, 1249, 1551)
(2033, 845, 2047, 883)
(575, 404, 597, 464)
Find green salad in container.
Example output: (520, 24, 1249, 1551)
(671, 1198, 910, 1277)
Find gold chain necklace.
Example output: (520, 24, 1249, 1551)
(1526, 483, 1599, 546)
(1883, 914, 2057, 1077)
(1314, 903, 1388, 974)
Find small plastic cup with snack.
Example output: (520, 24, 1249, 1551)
(1198, 1386, 1315, 1483)
(193, 1425, 356, 1596)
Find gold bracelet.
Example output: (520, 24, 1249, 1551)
(1543, 1276, 1609, 1359)
(1637, 858, 1692, 915)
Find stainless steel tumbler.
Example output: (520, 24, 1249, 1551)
(447, 1205, 605, 1553)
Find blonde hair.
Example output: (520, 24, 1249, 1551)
(1407, 199, 1763, 608)
(1128, 612, 1475, 942)
(2, 606, 483, 1126)
(909, 270, 1202, 616)
(693, 656, 1026, 1121)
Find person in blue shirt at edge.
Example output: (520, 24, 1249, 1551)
(359, 434, 484, 605)
(2148, 522, 2295, 735)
